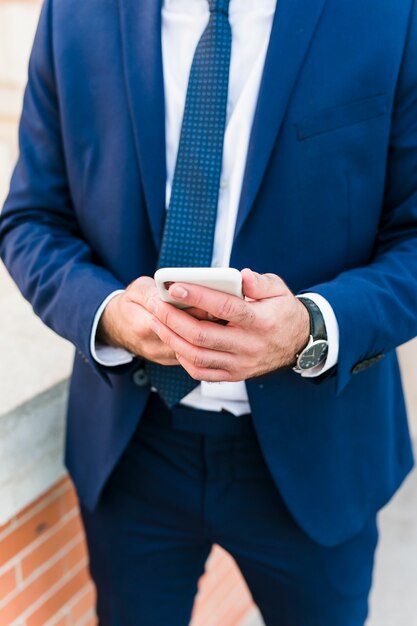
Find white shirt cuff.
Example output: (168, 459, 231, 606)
(295, 292, 339, 378)
(90, 290, 135, 367)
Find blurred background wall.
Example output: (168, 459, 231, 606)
(0, 1, 416, 625)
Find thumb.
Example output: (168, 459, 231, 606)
(241, 269, 287, 301)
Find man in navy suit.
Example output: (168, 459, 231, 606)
(2, 0, 417, 624)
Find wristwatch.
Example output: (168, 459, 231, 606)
(293, 297, 329, 372)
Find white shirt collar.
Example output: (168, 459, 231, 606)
(162, 0, 277, 17)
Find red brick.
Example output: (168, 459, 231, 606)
(0, 499, 62, 568)
(63, 537, 88, 574)
(0, 567, 17, 602)
(26, 567, 90, 626)
(80, 614, 98, 626)
(62, 487, 79, 515)
(15, 477, 69, 524)
(191, 549, 254, 626)
(21, 515, 84, 579)
(197, 550, 234, 597)
(70, 584, 95, 623)
(0, 559, 64, 625)
(193, 579, 252, 626)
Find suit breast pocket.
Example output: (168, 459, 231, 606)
(295, 94, 388, 141)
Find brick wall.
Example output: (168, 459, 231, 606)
(0, 478, 94, 626)
(0, 476, 254, 626)
(192, 549, 255, 626)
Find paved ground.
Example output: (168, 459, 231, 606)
(368, 461, 417, 626)
(240, 460, 417, 626)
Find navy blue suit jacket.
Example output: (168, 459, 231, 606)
(1, 0, 417, 546)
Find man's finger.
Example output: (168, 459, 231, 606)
(176, 353, 234, 383)
(186, 307, 219, 321)
(167, 283, 256, 328)
(151, 319, 233, 372)
(241, 269, 287, 301)
(150, 299, 239, 351)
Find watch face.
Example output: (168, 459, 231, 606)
(298, 340, 329, 370)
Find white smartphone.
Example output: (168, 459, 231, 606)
(154, 267, 243, 309)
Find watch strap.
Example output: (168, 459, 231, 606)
(298, 297, 327, 341)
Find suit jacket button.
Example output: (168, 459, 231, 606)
(132, 368, 149, 387)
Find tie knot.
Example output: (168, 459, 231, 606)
(208, 0, 230, 16)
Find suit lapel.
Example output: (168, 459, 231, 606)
(117, 0, 327, 250)
(118, 0, 166, 249)
(234, 0, 327, 241)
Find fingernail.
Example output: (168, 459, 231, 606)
(171, 285, 188, 299)
(149, 298, 159, 314)
(150, 318, 160, 334)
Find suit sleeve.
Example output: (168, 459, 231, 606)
(0, 0, 125, 383)
(305, 0, 417, 394)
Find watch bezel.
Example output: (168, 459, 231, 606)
(296, 338, 329, 371)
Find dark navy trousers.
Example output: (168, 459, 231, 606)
(80, 393, 378, 626)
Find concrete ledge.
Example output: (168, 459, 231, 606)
(0, 381, 68, 526)
(0, 263, 74, 417)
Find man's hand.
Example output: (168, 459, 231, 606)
(148, 269, 310, 381)
(97, 276, 179, 366)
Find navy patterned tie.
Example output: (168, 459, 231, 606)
(148, 0, 232, 407)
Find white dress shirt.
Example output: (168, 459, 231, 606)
(91, 0, 339, 415)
